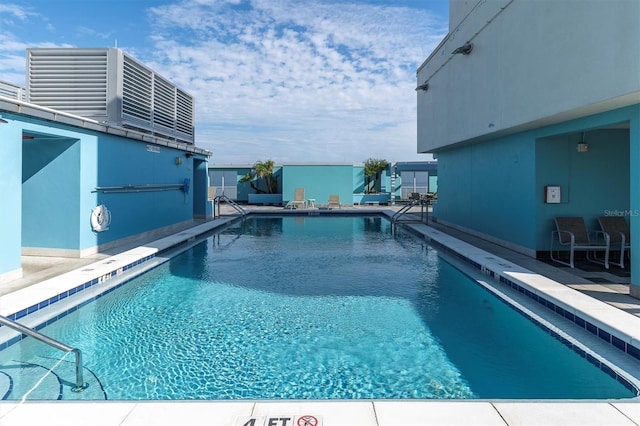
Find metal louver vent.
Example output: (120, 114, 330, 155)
(153, 75, 176, 131)
(176, 89, 194, 138)
(122, 56, 152, 123)
(27, 50, 108, 117)
(26, 48, 195, 144)
(0, 81, 26, 100)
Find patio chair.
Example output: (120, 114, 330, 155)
(208, 186, 216, 200)
(327, 194, 341, 209)
(550, 217, 610, 269)
(598, 216, 630, 268)
(284, 188, 306, 209)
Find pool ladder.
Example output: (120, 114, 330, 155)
(213, 195, 247, 219)
(392, 199, 428, 224)
(0, 315, 87, 392)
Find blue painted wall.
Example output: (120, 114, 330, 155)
(235, 167, 256, 201)
(0, 121, 23, 279)
(353, 166, 365, 194)
(437, 134, 537, 251)
(193, 159, 208, 218)
(282, 164, 353, 206)
(22, 135, 81, 249)
(436, 104, 638, 258)
(1, 110, 209, 271)
(353, 164, 392, 194)
(629, 107, 640, 298)
(536, 129, 629, 250)
(94, 134, 199, 246)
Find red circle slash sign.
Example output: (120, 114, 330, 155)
(297, 415, 318, 426)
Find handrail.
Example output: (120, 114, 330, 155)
(214, 195, 247, 219)
(392, 199, 422, 223)
(0, 315, 87, 392)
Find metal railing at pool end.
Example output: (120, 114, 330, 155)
(214, 195, 247, 219)
(0, 315, 87, 392)
(392, 198, 428, 224)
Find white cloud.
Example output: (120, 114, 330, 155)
(0, 0, 446, 164)
(0, 3, 35, 21)
(0, 4, 73, 84)
(145, 0, 446, 163)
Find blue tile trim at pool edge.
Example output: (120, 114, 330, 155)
(421, 233, 640, 397)
(0, 217, 240, 348)
(2, 254, 156, 325)
(426, 237, 640, 364)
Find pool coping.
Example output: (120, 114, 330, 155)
(0, 400, 639, 426)
(1, 211, 639, 372)
(403, 222, 640, 364)
(0, 212, 639, 425)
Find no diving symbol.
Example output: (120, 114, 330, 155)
(297, 415, 318, 426)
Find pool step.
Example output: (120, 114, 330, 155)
(0, 357, 107, 400)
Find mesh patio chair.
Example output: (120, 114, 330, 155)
(550, 217, 610, 269)
(598, 216, 630, 268)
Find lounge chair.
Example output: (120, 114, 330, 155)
(598, 216, 630, 268)
(208, 186, 216, 200)
(327, 194, 341, 209)
(550, 217, 610, 269)
(285, 188, 306, 209)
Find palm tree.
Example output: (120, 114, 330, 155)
(240, 160, 278, 194)
(363, 158, 389, 194)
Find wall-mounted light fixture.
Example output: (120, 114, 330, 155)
(415, 82, 429, 92)
(175, 156, 183, 165)
(577, 133, 589, 153)
(452, 42, 474, 55)
(185, 152, 193, 158)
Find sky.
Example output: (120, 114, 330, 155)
(0, 0, 448, 164)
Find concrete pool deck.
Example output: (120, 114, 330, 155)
(0, 204, 639, 425)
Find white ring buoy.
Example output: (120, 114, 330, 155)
(91, 205, 111, 232)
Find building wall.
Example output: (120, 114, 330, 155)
(536, 129, 629, 252)
(436, 132, 537, 254)
(282, 164, 353, 206)
(435, 104, 637, 257)
(1, 109, 209, 274)
(417, 0, 640, 153)
(210, 162, 431, 205)
(92, 132, 200, 250)
(0, 121, 23, 281)
(23, 135, 82, 251)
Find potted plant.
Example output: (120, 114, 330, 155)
(363, 158, 389, 194)
(240, 160, 282, 205)
(357, 158, 390, 204)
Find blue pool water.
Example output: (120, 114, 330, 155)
(0, 216, 636, 400)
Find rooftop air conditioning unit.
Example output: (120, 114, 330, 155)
(26, 48, 194, 144)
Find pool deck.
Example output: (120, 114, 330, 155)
(0, 204, 639, 426)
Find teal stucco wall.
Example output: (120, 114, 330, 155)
(436, 104, 638, 259)
(22, 134, 82, 250)
(2, 110, 208, 270)
(536, 129, 629, 251)
(0, 120, 23, 280)
(437, 134, 537, 253)
(282, 164, 353, 206)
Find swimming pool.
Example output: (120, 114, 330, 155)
(0, 216, 637, 400)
